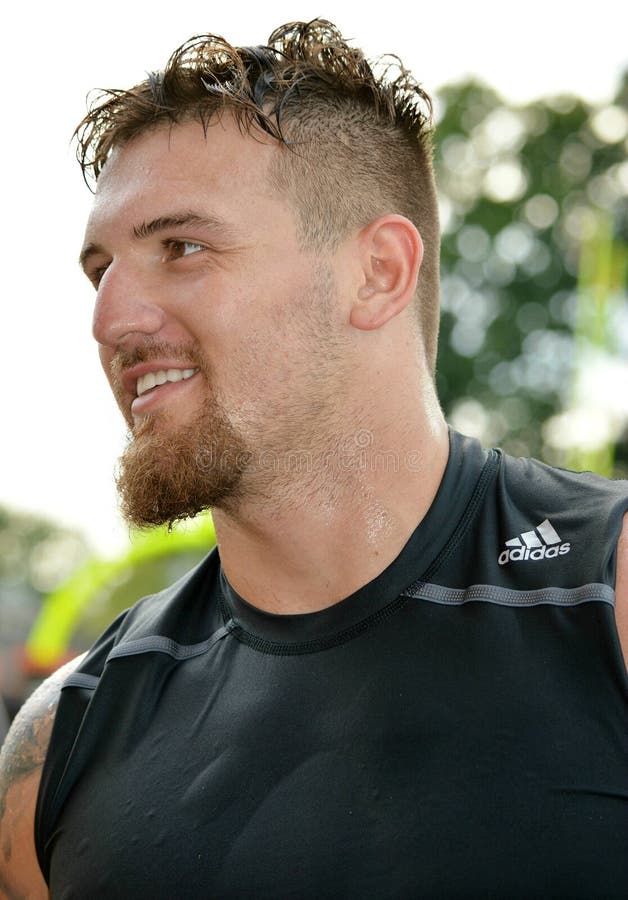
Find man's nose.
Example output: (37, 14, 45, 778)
(92, 263, 166, 348)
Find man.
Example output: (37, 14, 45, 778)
(1, 18, 627, 899)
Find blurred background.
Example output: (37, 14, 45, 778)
(1, 0, 627, 733)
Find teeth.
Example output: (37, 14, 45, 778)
(136, 368, 198, 397)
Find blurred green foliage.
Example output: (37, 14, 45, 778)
(434, 74, 628, 475)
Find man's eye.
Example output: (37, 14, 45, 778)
(165, 240, 205, 260)
(89, 264, 110, 288)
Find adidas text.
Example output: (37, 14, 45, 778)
(498, 542, 571, 566)
(498, 518, 571, 566)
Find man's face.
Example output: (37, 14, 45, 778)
(81, 117, 348, 525)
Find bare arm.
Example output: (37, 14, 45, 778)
(0, 655, 85, 900)
(615, 512, 628, 672)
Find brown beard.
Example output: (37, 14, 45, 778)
(115, 390, 252, 528)
(111, 340, 253, 528)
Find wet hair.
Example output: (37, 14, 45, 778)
(75, 19, 440, 368)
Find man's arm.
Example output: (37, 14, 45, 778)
(0, 655, 85, 900)
(615, 512, 628, 672)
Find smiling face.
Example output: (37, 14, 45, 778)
(81, 116, 349, 525)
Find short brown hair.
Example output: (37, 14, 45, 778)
(75, 19, 440, 368)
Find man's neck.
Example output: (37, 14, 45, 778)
(212, 410, 450, 615)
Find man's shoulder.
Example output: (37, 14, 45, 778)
(454, 440, 628, 588)
(494, 448, 628, 532)
(70, 546, 222, 674)
(0, 654, 86, 898)
(105, 546, 222, 645)
(0, 655, 87, 791)
(497, 447, 628, 497)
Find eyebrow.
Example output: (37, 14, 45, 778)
(132, 212, 238, 241)
(79, 210, 239, 270)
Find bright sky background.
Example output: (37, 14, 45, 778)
(2, 0, 627, 556)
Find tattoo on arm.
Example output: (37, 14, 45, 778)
(0, 655, 85, 897)
(0, 699, 55, 824)
(0, 687, 57, 898)
(0, 653, 86, 829)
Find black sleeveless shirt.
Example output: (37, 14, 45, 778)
(35, 432, 628, 898)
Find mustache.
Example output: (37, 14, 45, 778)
(110, 340, 205, 383)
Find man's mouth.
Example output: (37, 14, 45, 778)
(136, 368, 199, 397)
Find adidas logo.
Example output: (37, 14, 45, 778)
(498, 519, 571, 566)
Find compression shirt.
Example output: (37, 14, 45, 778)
(35, 431, 628, 898)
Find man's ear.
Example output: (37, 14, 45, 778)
(350, 215, 423, 331)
